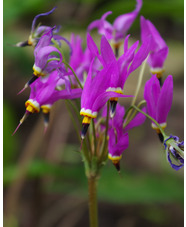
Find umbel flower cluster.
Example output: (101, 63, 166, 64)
(13, 1, 184, 171)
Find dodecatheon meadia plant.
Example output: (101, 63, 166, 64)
(163, 135, 184, 171)
(87, 0, 142, 55)
(100, 103, 146, 171)
(13, 70, 82, 135)
(140, 16, 169, 81)
(144, 75, 173, 142)
(18, 28, 63, 94)
(87, 33, 152, 118)
(80, 59, 132, 139)
(14, 7, 61, 48)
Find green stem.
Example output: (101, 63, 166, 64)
(62, 61, 83, 89)
(66, 99, 82, 123)
(92, 120, 97, 155)
(65, 100, 90, 163)
(47, 57, 60, 63)
(88, 176, 98, 227)
(65, 100, 81, 143)
(123, 100, 146, 128)
(132, 105, 166, 138)
(99, 101, 110, 163)
(124, 59, 147, 124)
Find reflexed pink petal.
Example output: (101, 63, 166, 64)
(147, 46, 169, 68)
(140, 16, 169, 69)
(35, 46, 62, 69)
(87, 20, 101, 32)
(144, 76, 160, 119)
(113, 0, 142, 41)
(156, 75, 173, 124)
(108, 129, 129, 157)
(34, 27, 55, 55)
(31, 7, 57, 33)
(100, 36, 116, 65)
(87, 33, 100, 60)
(128, 35, 152, 74)
(124, 34, 130, 52)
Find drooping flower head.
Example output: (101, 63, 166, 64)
(140, 16, 169, 77)
(14, 7, 60, 47)
(13, 70, 82, 134)
(33, 28, 63, 76)
(101, 103, 146, 170)
(164, 135, 184, 171)
(80, 58, 132, 139)
(88, 0, 142, 45)
(87, 33, 152, 117)
(144, 75, 173, 134)
(18, 28, 63, 94)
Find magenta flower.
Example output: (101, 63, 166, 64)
(144, 75, 173, 131)
(87, 33, 152, 117)
(13, 70, 82, 134)
(140, 16, 169, 75)
(18, 28, 63, 94)
(88, 0, 142, 43)
(103, 104, 146, 170)
(15, 7, 59, 47)
(80, 59, 132, 139)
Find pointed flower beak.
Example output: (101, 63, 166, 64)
(12, 112, 30, 135)
(81, 116, 92, 139)
(17, 74, 39, 95)
(108, 154, 122, 172)
(110, 98, 118, 118)
(41, 105, 51, 134)
(13, 40, 31, 47)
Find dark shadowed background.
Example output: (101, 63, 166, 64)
(4, 0, 184, 226)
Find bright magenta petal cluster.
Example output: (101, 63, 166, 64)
(140, 16, 169, 75)
(100, 104, 146, 169)
(12, 4, 183, 171)
(88, 0, 142, 43)
(144, 75, 173, 130)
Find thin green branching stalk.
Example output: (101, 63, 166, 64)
(65, 100, 90, 162)
(92, 120, 97, 156)
(124, 59, 147, 124)
(99, 101, 110, 164)
(131, 105, 166, 138)
(123, 100, 146, 128)
(47, 57, 61, 63)
(131, 59, 147, 106)
(62, 61, 83, 89)
(66, 99, 82, 123)
(51, 38, 67, 63)
(65, 100, 81, 143)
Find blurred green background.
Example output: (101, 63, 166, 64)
(4, 0, 184, 226)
